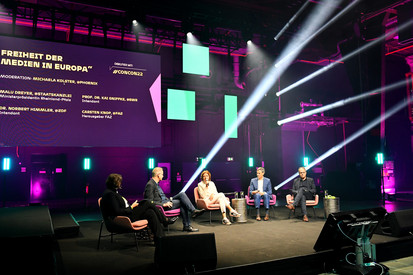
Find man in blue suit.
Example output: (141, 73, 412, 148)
(249, 167, 273, 221)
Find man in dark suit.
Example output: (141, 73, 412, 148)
(144, 167, 205, 232)
(286, 167, 316, 222)
(249, 167, 273, 221)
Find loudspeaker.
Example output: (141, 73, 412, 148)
(155, 233, 217, 272)
(376, 209, 413, 237)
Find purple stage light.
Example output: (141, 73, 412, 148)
(30, 181, 44, 200)
(382, 161, 395, 195)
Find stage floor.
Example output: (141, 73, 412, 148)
(56, 199, 413, 275)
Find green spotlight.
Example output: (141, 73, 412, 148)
(197, 157, 206, 168)
(2, 157, 11, 171)
(83, 158, 91, 171)
(248, 157, 254, 168)
(376, 153, 384, 165)
(148, 158, 155, 169)
(303, 157, 309, 166)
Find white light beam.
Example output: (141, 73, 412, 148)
(277, 79, 407, 125)
(181, 0, 344, 193)
(275, 94, 413, 190)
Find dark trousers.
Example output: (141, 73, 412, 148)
(130, 200, 166, 238)
(293, 188, 314, 216)
(167, 192, 195, 227)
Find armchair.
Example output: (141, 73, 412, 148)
(194, 186, 229, 224)
(286, 194, 319, 219)
(97, 198, 149, 251)
(156, 205, 180, 232)
(245, 186, 277, 217)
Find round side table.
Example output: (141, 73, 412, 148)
(231, 198, 247, 223)
(324, 197, 340, 218)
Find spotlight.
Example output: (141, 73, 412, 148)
(247, 40, 252, 45)
(248, 157, 254, 168)
(148, 157, 155, 169)
(132, 20, 138, 26)
(2, 157, 11, 171)
(186, 32, 201, 45)
(197, 157, 206, 169)
(83, 158, 91, 171)
(303, 157, 309, 167)
(376, 153, 384, 165)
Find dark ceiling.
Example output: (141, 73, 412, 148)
(4, 0, 413, 60)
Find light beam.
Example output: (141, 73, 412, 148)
(277, 79, 407, 125)
(276, 18, 413, 97)
(180, 0, 343, 193)
(275, 94, 413, 190)
(274, 0, 311, 41)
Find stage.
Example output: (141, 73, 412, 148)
(54, 199, 413, 275)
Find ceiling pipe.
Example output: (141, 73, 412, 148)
(232, 55, 245, 89)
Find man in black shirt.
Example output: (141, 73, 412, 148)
(286, 167, 316, 222)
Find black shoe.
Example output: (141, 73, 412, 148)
(183, 225, 199, 232)
(191, 209, 206, 219)
(167, 216, 179, 224)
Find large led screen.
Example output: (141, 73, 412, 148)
(0, 35, 161, 147)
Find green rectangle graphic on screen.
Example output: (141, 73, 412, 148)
(182, 43, 209, 76)
(167, 89, 196, 121)
(225, 95, 238, 138)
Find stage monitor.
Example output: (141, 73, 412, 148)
(314, 207, 387, 252)
(0, 35, 161, 147)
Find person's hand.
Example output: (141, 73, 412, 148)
(131, 201, 139, 208)
(259, 191, 265, 196)
(163, 201, 173, 208)
(209, 194, 214, 200)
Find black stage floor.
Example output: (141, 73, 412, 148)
(55, 199, 413, 275)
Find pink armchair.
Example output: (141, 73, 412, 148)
(286, 194, 319, 219)
(245, 186, 277, 217)
(194, 186, 229, 224)
(97, 198, 149, 251)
